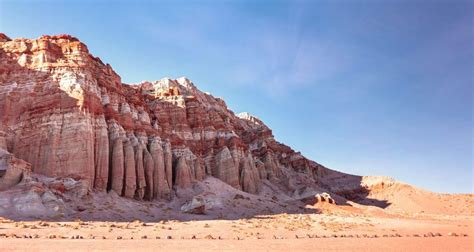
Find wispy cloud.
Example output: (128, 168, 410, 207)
(124, 2, 354, 98)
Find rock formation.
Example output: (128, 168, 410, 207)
(134, 144, 146, 200)
(143, 148, 154, 200)
(301, 192, 336, 205)
(174, 156, 192, 189)
(110, 138, 124, 195)
(0, 34, 333, 200)
(149, 137, 169, 199)
(0, 148, 31, 191)
(122, 139, 136, 198)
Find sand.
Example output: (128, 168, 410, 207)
(1, 237, 472, 252)
(0, 207, 472, 251)
(0, 177, 472, 251)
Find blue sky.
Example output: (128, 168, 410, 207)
(1, 0, 472, 193)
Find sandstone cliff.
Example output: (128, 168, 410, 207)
(0, 34, 334, 200)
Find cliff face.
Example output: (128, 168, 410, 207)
(0, 34, 332, 200)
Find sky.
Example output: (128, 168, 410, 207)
(1, 0, 472, 193)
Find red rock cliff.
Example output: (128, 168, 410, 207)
(0, 34, 331, 200)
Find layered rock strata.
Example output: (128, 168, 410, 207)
(0, 34, 331, 200)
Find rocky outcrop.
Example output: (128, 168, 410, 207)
(301, 192, 336, 205)
(180, 197, 207, 215)
(149, 138, 169, 199)
(143, 148, 154, 200)
(163, 141, 173, 192)
(122, 139, 136, 198)
(174, 156, 192, 189)
(239, 155, 260, 194)
(134, 145, 146, 200)
(0, 149, 31, 191)
(194, 159, 205, 181)
(263, 152, 281, 180)
(110, 138, 124, 195)
(0, 34, 334, 201)
(93, 121, 109, 191)
(214, 147, 240, 189)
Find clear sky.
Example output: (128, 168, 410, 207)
(1, 0, 472, 193)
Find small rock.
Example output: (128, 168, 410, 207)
(204, 234, 214, 240)
(234, 194, 245, 200)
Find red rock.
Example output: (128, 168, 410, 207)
(213, 147, 240, 189)
(0, 33, 11, 42)
(122, 139, 136, 198)
(143, 147, 154, 200)
(149, 137, 170, 199)
(134, 145, 146, 200)
(0, 34, 334, 201)
(263, 152, 281, 180)
(239, 154, 260, 194)
(110, 138, 124, 194)
(180, 197, 207, 215)
(239, 158, 256, 194)
(193, 158, 205, 181)
(0, 148, 31, 191)
(174, 156, 192, 189)
(93, 121, 109, 191)
(163, 141, 173, 190)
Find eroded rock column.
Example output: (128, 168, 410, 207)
(123, 139, 136, 198)
(135, 145, 146, 200)
(214, 146, 240, 188)
(93, 120, 109, 191)
(143, 148, 154, 200)
(239, 156, 258, 194)
(174, 156, 192, 189)
(163, 140, 173, 190)
(110, 138, 124, 194)
(149, 138, 169, 199)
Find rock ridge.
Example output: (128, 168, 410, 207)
(0, 33, 336, 200)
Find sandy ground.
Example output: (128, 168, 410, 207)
(0, 211, 472, 251)
(1, 237, 473, 252)
(0, 177, 472, 251)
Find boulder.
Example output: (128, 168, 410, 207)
(180, 197, 207, 215)
(12, 190, 48, 216)
(63, 178, 90, 199)
(301, 192, 336, 205)
(0, 149, 31, 191)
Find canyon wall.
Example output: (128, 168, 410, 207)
(0, 34, 331, 199)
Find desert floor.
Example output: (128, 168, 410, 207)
(1, 212, 472, 251)
(1, 177, 472, 251)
